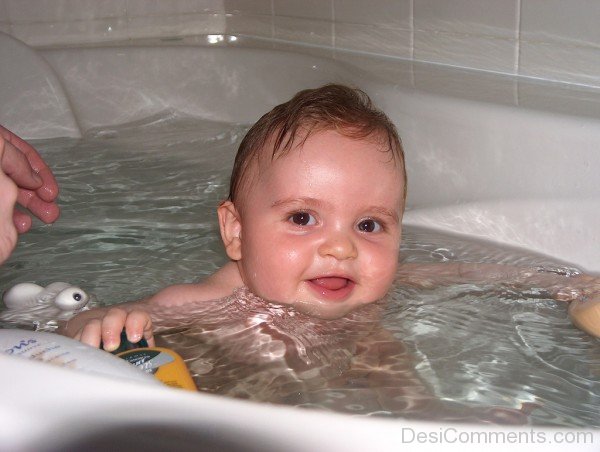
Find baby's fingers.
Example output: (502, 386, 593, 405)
(99, 308, 128, 351)
(553, 287, 584, 302)
(124, 310, 155, 347)
(77, 318, 103, 348)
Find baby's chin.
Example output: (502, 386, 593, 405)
(244, 285, 381, 319)
(290, 300, 363, 319)
(267, 295, 374, 320)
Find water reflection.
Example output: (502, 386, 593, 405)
(0, 116, 598, 426)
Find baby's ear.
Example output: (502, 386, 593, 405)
(217, 201, 242, 261)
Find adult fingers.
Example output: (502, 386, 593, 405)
(0, 126, 58, 202)
(2, 134, 60, 228)
(0, 125, 59, 202)
(35, 165, 60, 203)
(0, 141, 19, 264)
(0, 138, 42, 190)
(16, 187, 60, 227)
(12, 209, 32, 234)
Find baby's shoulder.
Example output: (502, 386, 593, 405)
(150, 262, 243, 307)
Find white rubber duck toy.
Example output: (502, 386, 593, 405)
(3, 282, 90, 312)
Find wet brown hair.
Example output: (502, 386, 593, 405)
(227, 83, 407, 204)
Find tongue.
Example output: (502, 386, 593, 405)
(311, 277, 349, 290)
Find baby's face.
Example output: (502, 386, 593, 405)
(236, 129, 405, 319)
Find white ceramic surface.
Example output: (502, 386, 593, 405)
(2, 1, 600, 87)
(0, 32, 80, 138)
(2, 32, 597, 271)
(1, 32, 599, 450)
(1, 353, 598, 451)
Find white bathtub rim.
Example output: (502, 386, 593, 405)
(1, 354, 598, 452)
(0, 32, 81, 139)
(403, 198, 600, 273)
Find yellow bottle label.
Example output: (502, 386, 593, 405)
(117, 347, 197, 391)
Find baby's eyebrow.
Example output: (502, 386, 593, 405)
(271, 197, 328, 209)
(367, 206, 400, 223)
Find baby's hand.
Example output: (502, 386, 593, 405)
(72, 307, 155, 351)
(551, 274, 600, 302)
(565, 275, 600, 338)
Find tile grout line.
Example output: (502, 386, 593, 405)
(514, 0, 522, 106)
(331, 0, 335, 50)
(410, 0, 414, 61)
(515, 0, 522, 75)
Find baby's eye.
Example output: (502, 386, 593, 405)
(357, 219, 382, 233)
(289, 212, 316, 226)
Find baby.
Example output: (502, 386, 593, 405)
(60, 84, 599, 350)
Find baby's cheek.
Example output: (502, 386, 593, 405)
(282, 248, 302, 265)
(245, 253, 298, 300)
(362, 250, 398, 292)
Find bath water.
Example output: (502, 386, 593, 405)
(1, 115, 598, 427)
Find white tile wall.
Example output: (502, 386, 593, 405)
(414, 0, 518, 34)
(1, 0, 598, 87)
(334, 0, 411, 29)
(223, 0, 271, 15)
(1, 0, 227, 45)
(127, 13, 224, 40)
(520, 0, 600, 43)
(272, 0, 333, 47)
(6, 0, 125, 22)
(11, 17, 129, 47)
(125, 0, 223, 17)
(519, 0, 600, 86)
(414, 0, 519, 73)
(274, 16, 332, 47)
(223, 0, 272, 38)
(333, 0, 412, 58)
(0, 0, 9, 22)
(0, 0, 9, 35)
(335, 22, 412, 58)
(226, 13, 272, 38)
(275, 0, 331, 21)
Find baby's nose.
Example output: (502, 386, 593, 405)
(318, 232, 358, 260)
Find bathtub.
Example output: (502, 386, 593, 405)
(1, 32, 599, 450)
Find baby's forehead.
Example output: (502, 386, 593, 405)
(246, 130, 401, 185)
(267, 128, 396, 162)
(234, 127, 406, 207)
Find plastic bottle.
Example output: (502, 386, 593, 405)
(0, 329, 158, 384)
(110, 331, 197, 391)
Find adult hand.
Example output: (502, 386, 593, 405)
(0, 125, 60, 233)
(0, 140, 19, 264)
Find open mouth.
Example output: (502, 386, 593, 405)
(307, 277, 355, 301)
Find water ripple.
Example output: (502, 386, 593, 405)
(0, 118, 598, 427)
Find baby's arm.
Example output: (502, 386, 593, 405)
(397, 262, 592, 300)
(59, 261, 244, 350)
(398, 262, 600, 337)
